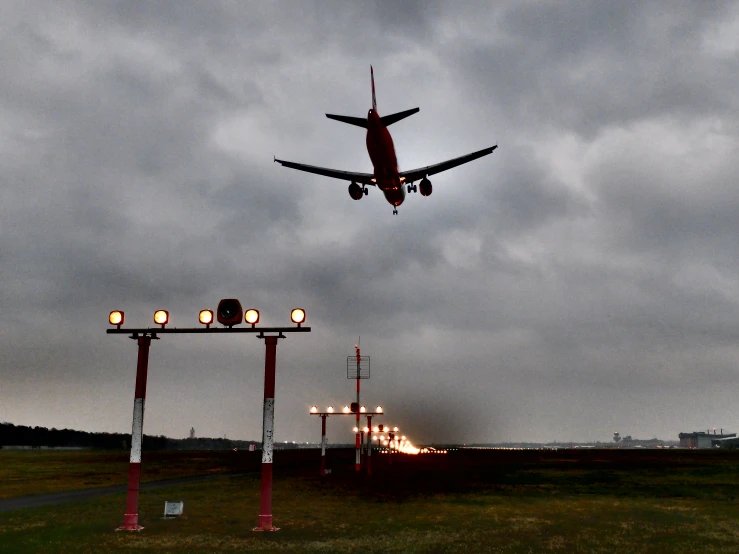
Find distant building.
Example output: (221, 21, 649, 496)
(189, 427, 195, 439)
(712, 436, 739, 449)
(679, 430, 735, 448)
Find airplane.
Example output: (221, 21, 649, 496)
(275, 66, 498, 215)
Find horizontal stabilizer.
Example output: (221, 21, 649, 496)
(325, 114, 367, 128)
(380, 107, 419, 127)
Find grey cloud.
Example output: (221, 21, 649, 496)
(2, 1, 739, 444)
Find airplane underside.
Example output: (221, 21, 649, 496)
(382, 187, 405, 212)
(273, 66, 497, 215)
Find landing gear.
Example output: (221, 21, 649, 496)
(406, 183, 417, 193)
(393, 208, 398, 215)
(363, 187, 369, 196)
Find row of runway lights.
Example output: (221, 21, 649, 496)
(309, 406, 447, 455)
(108, 305, 306, 328)
(310, 405, 383, 414)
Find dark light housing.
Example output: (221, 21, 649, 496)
(217, 299, 243, 327)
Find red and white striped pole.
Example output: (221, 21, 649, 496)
(255, 335, 279, 531)
(117, 334, 152, 531)
(355, 344, 361, 472)
(320, 414, 327, 476)
(366, 414, 373, 475)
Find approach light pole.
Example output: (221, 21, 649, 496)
(309, 405, 383, 476)
(348, 342, 370, 472)
(110, 309, 154, 532)
(108, 303, 310, 533)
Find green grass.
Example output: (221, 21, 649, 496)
(3, 450, 739, 553)
(0, 450, 236, 498)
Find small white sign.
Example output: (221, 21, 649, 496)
(164, 501, 184, 517)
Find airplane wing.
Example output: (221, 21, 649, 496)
(399, 145, 498, 183)
(274, 158, 376, 186)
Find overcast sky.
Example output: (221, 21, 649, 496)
(2, 1, 739, 445)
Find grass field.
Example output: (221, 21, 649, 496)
(0, 449, 241, 498)
(2, 448, 739, 553)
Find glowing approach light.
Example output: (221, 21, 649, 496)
(154, 310, 169, 327)
(310, 406, 318, 414)
(290, 308, 306, 326)
(327, 406, 334, 413)
(342, 406, 351, 414)
(245, 309, 260, 326)
(199, 310, 213, 326)
(109, 311, 124, 328)
(396, 440, 420, 454)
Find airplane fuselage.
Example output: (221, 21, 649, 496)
(366, 109, 405, 207)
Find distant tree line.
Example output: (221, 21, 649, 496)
(0, 423, 260, 451)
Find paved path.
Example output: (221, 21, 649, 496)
(0, 473, 232, 513)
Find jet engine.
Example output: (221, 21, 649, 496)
(348, 182, 363, 200)
(419, 177, 432, 197)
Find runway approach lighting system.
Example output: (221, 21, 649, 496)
(153, 310, 169, 328)
(107, 302, 310, 532)
(308, 404, 385, 476)
(109, 310, 124, 328)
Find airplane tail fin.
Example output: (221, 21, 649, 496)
(324, 67, 417, 129)
(371, 65, 377, 112)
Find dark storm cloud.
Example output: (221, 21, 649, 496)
(439, 2, 738, 136)
(2, 1, 739, 444)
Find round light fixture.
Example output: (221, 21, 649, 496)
(290, 308, 306, 325)
(109, 311, 124, 327)
(245, 309, 260, 326)
(154, 310, 169, 327)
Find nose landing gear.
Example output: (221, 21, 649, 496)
(393, 207, 398, 215)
